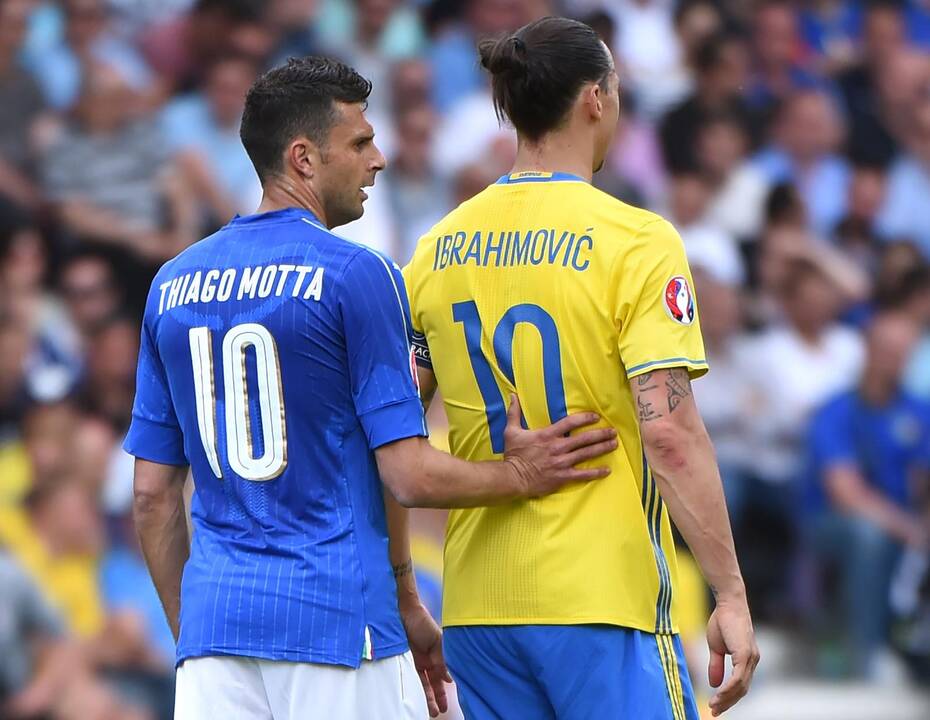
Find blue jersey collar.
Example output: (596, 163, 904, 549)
(230, 207, 325, 227)
(496, 171, 588, 185)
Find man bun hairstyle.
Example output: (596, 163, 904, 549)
(478, 16, 612, 141)
(240, 56, 372, 181)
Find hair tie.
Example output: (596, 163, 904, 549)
(512, 36, 526, 53)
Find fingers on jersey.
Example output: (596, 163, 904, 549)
(504, 393, 616, 476)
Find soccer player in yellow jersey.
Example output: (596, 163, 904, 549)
(403, 17, 759, 720)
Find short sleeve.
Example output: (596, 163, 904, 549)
(123, 297, 187, 465)
(402, 258, 432, 370)
(341, 250, 427, 449)
(614, 218, 708, 380)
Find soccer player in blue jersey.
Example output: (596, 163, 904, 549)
(124, 57, 617, 720)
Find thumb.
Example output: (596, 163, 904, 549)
(506, 394, 522, 429)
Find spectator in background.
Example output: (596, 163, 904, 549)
(39, 63, 197, 262)
(665, 171, 744, 286)
(738, 258, 865, 613)
(672, 0, 724, 69)
(141, 0, 266, 93)
(836, 0, 909, 165)
(612, 0, 691, 119)
(695, 110, 770, 242)
(50, 246, 125, 394)
(266, 0, 322, 67)
(747, 0, 823, 129)
(317, 0, 425, 125)
(831, 160, 888, 278)
(0, 0, 46, 210)
(162, 54, 262, 228)
(77, 315, 139, 429)
(690, 266, 753, 524)
(0, 549, 78, 719)
(25, 0, 157, 112)
(806, 313, 930, 678)
(876, 96, 930, 257)
(0, 205, 78, 405)
(428, 0, 526, 114)
(382, 106, 452, 262)
(660, 30, 753, 173)
(753, 88, 850, 236)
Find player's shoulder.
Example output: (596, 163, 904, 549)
(582, 185, 678, 243)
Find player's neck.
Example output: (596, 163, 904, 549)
(511, 135, 594, 183)
(255, 176, 329, 227)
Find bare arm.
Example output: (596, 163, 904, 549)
(375, 396, 616, 508)
(826, 464, 926, 547)
(132, 458, 190, 641)
(632, 368, 758, 717)
(384, 492, 450, 717)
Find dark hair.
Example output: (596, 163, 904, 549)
(877, 264, 930, 309)
(240, 56, 372, 181)
(478, 16, 612, 141)
(693, 30, 742, 74)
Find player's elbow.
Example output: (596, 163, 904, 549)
(376, 442, 430, 508)
(384, 478, 422, 508)
(640, 418, 700, 473)
(132, 470, 182, 518)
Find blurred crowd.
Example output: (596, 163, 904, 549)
(2, 0, 930, 717)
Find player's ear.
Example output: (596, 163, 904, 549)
(288, 136, 317, 181)
(585, 82, 603, 122)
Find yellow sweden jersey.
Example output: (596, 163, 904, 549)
(403, 172, 708, 635)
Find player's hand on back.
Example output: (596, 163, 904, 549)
(502, 395, 617, 497)
(706, 592, 760, 716)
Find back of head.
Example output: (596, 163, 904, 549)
(478, 16, 612, 142)
(240, 56, 372, 182)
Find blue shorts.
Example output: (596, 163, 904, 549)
(444, 625, 699, 720)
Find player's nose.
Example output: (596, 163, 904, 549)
(371, 143, 386, 172)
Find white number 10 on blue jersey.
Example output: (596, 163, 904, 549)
(189, 323, 288, 481)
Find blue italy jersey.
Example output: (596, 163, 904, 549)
(124, 207, 427, 668)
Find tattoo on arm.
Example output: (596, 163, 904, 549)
(392, 560, 413, 579)
(637, 394, 663, 422)
(665, 368, 692, 413)
(637, 371, 657, 388)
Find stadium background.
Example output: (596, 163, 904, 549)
(1, 0, 929, 718)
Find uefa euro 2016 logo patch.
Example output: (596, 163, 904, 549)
(663, 275, 695, 325)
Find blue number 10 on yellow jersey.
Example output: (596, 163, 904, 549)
(403, 172, 708, 635)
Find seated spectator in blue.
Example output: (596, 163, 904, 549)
(876, 96, 930, 258)
(753, 88, 850, 236)
(23, 0, 154, 111)
(747, 0, 824, 124)
(161, 54, 262, 227)
(806, 312, 930, 677)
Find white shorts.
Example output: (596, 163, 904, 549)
(174, 652, 428, 720)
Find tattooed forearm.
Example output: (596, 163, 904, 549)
(637, 394, 663, 422)
(665, 368, 692, 413)
(393, 560, 413, 579)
